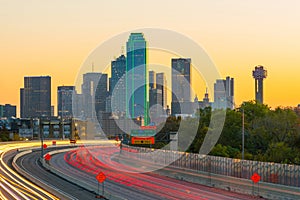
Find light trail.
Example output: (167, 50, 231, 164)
(65, 147, 207, 200)
(0, 140, 115, 200)
(0, 142, 61, 200)
(0, 176, 29, 200)
(0, 172, 40, 200)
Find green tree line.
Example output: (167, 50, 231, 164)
(159, 101, 300, 164)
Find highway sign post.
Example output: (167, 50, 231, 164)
(95, 172, 106, 198)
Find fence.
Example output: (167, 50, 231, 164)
(121, 145, 300, 187)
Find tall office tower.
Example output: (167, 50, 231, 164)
(20, 76, 51, 118)
(149, 88, 163, 118)
(149, 70, 156, 89)
(95, 73, 108, 115)
(214, 76, 234, 109)
(252, 66, 267, 104)
(72, 93, 84, 118)
(57, 86, 75, 118)
(20, 88, 24, 117)
(0, 104, 16, 118)
(81, 72, 107, 119)
(126, 33, 149, 125)
(110, 55, 126, 114)
(171, 58, 192, 115)
(156, 72, 167, 109)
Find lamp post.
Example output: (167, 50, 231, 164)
(240, 105, 245, 179)
(39, 118, 44, 158)
(242, 108, 245, 160)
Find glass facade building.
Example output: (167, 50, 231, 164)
(126, 33, 149, 125)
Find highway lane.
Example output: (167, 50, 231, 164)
(16, 150, 97, 200)
(52, 146, 262, 200)
(0, 141, 61, 200)
(54, 150, 165, 200)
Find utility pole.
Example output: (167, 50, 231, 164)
(242, 109, 245, 160)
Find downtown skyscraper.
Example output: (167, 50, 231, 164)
(214, 76, 234, 109)
(20, 76, 51, 118)
(57, 86, 75, 118)
(110, 54, 126, 114)
(81, 72, 108, 119)
(126, 33, 149, 125)
(171, 58, 192, 116)
(156, 72, 167, 110)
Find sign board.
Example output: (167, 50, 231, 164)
(251, 173, 261, 183)
(131, 137, 155, 145)
(131, 129, 156, 137)
(96, 172, 106, 183)
(140, 126, 156, 130)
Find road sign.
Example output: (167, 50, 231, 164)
(131, 129, 156, 136)
(43, 144, 47, 149)
(251, 173, 261, 183)
(96, 172, 106, 183)
(44, 153, 51, 161)
(140, 126, 156, 130)
(131, 137, 155, 144)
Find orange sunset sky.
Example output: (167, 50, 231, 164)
(0, 0, 300, 117)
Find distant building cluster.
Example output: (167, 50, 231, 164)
(1, 33, 275, 140)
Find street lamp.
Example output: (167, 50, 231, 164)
(242, 108, 245, 160)
(39, 118, 44, 158)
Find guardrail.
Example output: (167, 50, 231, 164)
(121, 144, 300, 200)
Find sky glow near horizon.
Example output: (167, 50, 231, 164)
(0, 0, 300, 116)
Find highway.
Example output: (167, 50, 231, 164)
(0, 141, 61, 200)
(53, 145, 261, 199)
(1, 141, 264, 199)
(16, 149, 97, 199)
(0, 140, 116, 200)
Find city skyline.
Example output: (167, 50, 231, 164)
(1, 1, 300, 116)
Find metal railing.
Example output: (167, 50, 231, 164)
(121, 145, 300, 187)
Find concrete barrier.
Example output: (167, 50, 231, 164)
(117, 148, 300, 200)
(154, 162, 300, 200)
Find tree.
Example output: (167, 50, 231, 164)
(264, 142, 295, 164)
(218, 109, 242, 149)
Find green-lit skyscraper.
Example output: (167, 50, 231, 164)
(126, 33, 149, 125)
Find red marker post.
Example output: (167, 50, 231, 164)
(95, 172, 106, 198)
(251, 173, 261, 183)
(251, 173, 261, 196)
(44, 153, 51, 161)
